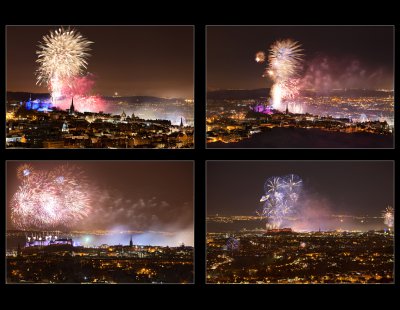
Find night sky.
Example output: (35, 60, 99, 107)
(7, 26, 193, 98)
(7, 161, 193, 236)
(207, 161, 393, 217)
(207, 26, 394, 90)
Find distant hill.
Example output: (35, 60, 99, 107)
(7, 91, 50, 101)
(6, 92, 185, 103)
(207, 88, 270, 100)
(103, 95, 184, 103)
(207, 88, 393, 100)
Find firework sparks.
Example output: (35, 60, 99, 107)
(11, 163, 92, 229)
(36, 27, 93, 101)
(268, 39, 303, 110)
(16, 164, 34, 180)
(383, 206, 394, 229)
(256, 39, 303, 111)
(259, 174, 303, 229)
(255, 51, 265, 63)
(226, 236, 239, 251)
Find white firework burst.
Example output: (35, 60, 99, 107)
(383, 206, 394, 229)
(268, 39, 303, 80)
(267, 39, 303, 110)
(36, 27, 93, 88)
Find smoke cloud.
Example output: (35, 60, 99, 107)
(80, 188, 193, 233)
(300, 55, 393, 92)
(289, 193, 336, 231)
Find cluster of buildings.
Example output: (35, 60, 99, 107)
(7, 234, 193, 283)
(206, 96, 393, 144)
(6, 98, 194, 148)
(207, 103, 392, 144)
(207, 230, 394, 284)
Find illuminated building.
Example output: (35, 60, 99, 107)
(25, 235, 73, 247)
(121, 110, 126, 121)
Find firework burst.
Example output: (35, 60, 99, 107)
(16, 163, 34, 180)
(259, 174, 303, 229)
(256, 39, 303, 111)
(11, 163, 93, 229)
(383, 206, 394, 229)
(268, 39, 303, 110)
(255, 51, 266, 63)
(226, 236, 239, 251)
(36, 27, 93, 100)
(268, 39, 303, 80)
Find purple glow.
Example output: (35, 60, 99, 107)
(252, 104, 273, 114)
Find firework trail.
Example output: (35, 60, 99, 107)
(259, 174, 303, 229)
(11, 163, 92, 229)
(383, 206, 394, 229)
(36, 27, 93, 103)
(256, 39, 303, 111)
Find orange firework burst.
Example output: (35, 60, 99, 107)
(16, 163, 34, 180)
(255, 51, 266, 63)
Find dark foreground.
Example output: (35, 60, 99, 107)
(207, 230, 394, 284)
(7, 245, 193, 284)
(208, 128, 393, 148)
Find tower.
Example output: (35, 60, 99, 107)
(180, 117, 184, 128)
(285, 103, 289, 115)
(121, 110, 126, 121)
(129, 235, 133, 247)
(69, 98, 75, 115)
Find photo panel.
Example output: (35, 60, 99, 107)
(6, 26, 194, 149)
(206, 26, 394, 148)
(206, 161, 394, 284)
(6, 161, 194, 284)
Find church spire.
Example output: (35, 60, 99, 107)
(180, 117, 183, 127)
(69, 97, 75, 115)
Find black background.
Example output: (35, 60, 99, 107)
(1, 2, 398, 306)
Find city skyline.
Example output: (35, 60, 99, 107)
(7, 26, 194, 98)
(207, 26, 394, 91)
